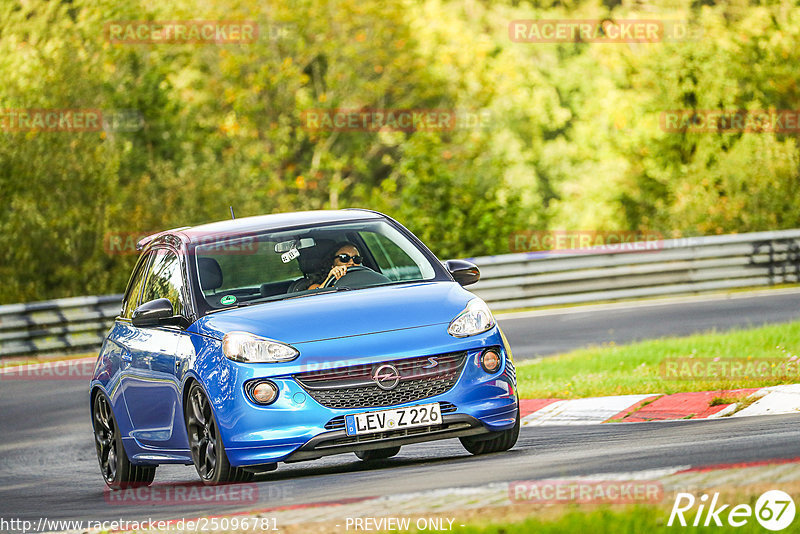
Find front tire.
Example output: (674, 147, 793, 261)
(354, 446, 401, 461)
(185, 383, 253, 485)
(92, 391, 156, 489)
(460, 406, 520, 455)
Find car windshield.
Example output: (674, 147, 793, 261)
(193, 220, 438, 311)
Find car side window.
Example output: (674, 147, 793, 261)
(141, 249, 186, 317)
(121, 252, 153, 319)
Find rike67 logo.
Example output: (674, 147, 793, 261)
(668, 491, 795, 530)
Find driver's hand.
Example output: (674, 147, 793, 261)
(329, 265, 348, 280)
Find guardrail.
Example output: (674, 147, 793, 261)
(467, 229, 800, 310)
(1, 229, 799, 358)
(0, 295, 122, 358)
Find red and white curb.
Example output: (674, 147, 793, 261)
(521, 385, 800, 425)
(520, 395, 656, 426)
(734, 384, 800, 417)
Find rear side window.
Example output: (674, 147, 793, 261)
(141, 249, 186, 316)
(121, 252, 152, 319)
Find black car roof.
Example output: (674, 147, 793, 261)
(137, 209, 385, 250)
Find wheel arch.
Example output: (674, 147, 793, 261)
(89, 384, 103, 409)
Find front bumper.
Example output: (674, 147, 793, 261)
(284, 413, 487, 462)
(208, 326, 518, 467)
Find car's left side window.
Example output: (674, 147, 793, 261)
(141, 249, 186, 317)
(121, 252, 153, 319)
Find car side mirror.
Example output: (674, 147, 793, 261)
(445, 259, 480, 287)
(132, 298, 183, 328)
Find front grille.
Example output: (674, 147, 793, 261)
(439, 401, 457, 414)
(295, 352, 467, 409)
(323, 401, 458, 430)
(325, 416, 346, 431)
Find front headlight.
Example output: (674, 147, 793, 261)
(222, 331, 299, 363)
(448, 298, 496, 338)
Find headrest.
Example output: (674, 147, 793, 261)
(198, 257, 223, 290)
(296, 239, 335, 274)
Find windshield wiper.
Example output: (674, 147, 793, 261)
(282, 286, 351, 300)
(204, 301, 251, 314)
(206, 285, 362, 312)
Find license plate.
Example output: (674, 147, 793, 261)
(344, 403, 442, 436)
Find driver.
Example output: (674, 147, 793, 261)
(311, 242, 363, 289)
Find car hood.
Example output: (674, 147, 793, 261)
(190, 281, 475, 344)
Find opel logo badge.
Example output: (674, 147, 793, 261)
(373, 364, 401, 391)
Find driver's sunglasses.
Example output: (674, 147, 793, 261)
(335, 254, 363, 264)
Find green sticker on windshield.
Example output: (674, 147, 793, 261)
(220, 295, 237, 305)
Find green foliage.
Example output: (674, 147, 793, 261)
(447, 505, 772, 534)
(1, 0, 799, 303)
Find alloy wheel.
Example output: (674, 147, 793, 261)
(93, 393, 117, 483)
(186, 386, 218, 480)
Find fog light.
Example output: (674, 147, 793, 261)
(480, 349, 501, 373)
(250, 381, 279, 405)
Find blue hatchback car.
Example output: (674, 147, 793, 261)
(90, 209, 519, 487)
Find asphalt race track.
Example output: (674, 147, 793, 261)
(498, 289, 800, 358)
(1, 290, 799, 526)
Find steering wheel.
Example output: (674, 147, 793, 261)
(321, 265, 370, 289)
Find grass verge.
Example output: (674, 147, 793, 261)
(515, 320, 800, 399)
(381, 482, 800, 534)
(440, 505, 776, 534)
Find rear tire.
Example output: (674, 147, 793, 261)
(92, 391, 156, 489)
(185, 383, 254, 485)
(460, 406, 520, 455)
(354, 446, 401, 461)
